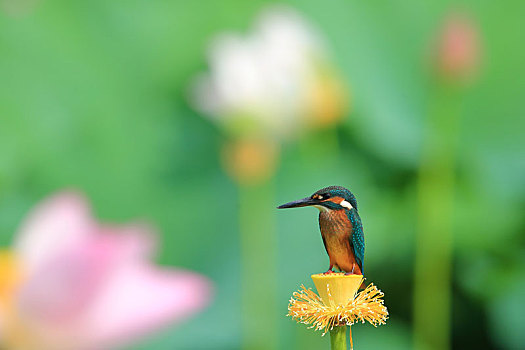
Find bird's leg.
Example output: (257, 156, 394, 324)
(345, 264, 356, 276)
(324, 265, 334, 274)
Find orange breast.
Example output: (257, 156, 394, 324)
(319, 210, 361, 273)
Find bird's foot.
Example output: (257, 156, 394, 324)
(344, 265, 357, 275)
(323, 270, 334, 275)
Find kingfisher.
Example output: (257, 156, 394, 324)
(277, 186, 364, 275)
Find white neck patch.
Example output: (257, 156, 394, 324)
(340, 200, 353, 210)
(314, 205, 329, 213)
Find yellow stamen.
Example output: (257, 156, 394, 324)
(0, 250, 33, 349)
(0, 250, 21, 306)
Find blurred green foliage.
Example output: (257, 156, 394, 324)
(0, 0, 524, 349)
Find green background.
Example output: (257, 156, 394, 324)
(1, 0, 523, 349)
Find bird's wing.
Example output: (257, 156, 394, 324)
(348, 209, 365, 273)
(321, 234, 329, 255)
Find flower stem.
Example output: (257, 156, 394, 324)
(349, 326, 353, 350)
(413, 83, 462, 350)
(330, 326, 347, 350)
(239, 180, 277, 350)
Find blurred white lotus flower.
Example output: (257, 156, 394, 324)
(191, 5, 347, 139)
(0, 192, 211, 350)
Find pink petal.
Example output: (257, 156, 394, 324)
(17, 229, 157, 325)
(83, 264, 212, 348)
(14, 191, 94, 274)
(99, 224, 157, 260)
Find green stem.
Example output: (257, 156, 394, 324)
(239, 180, 277, 350)
(330, 326, 347, 350)
(413, 83, 462, 350)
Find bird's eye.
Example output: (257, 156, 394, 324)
(312, 194, 329, 200)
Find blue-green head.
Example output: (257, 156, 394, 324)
(277, 185, 358, 212)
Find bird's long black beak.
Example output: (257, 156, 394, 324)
(277, 197, 317, 209)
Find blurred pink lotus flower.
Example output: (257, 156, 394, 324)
(435, 12, 480, 81)
(0, 192, 211, 349)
